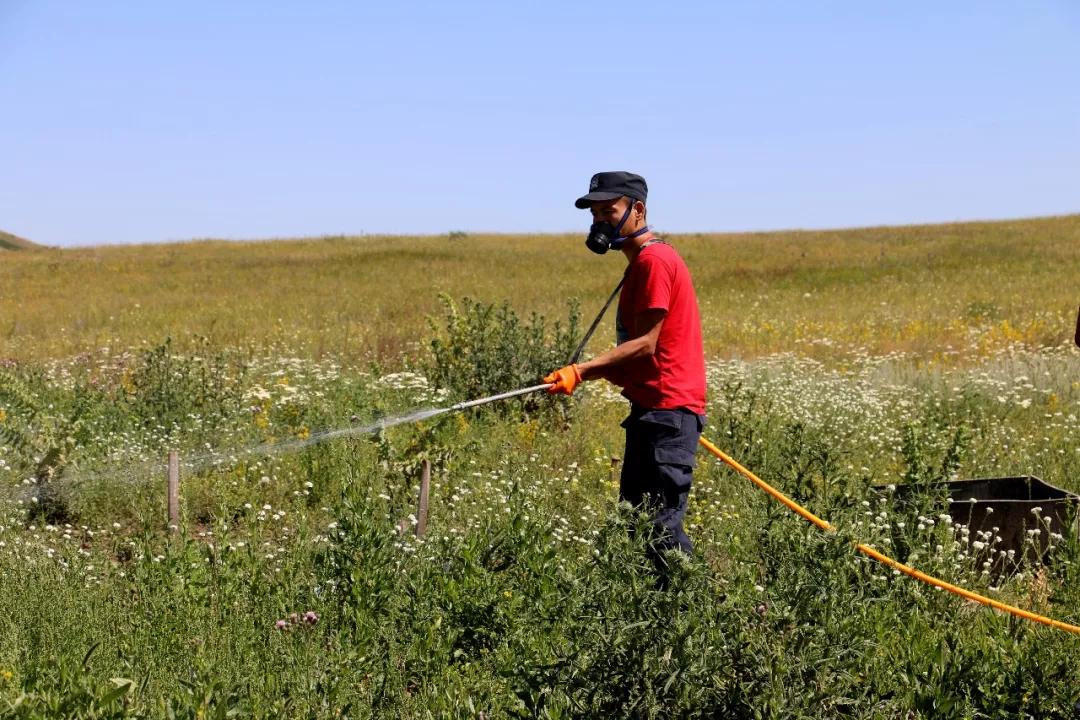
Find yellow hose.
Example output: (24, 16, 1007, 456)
(698, 436, 1080, 636)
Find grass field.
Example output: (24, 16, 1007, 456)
(1, 216, 1079, 717)
(3, 215, 1078, 365)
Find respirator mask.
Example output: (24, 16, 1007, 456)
(585, 198, 651, 255)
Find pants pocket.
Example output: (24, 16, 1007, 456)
(654, 445, 697, 469)
(654, 446, 696, 489)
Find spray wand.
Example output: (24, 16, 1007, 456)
(442, 383, 554, 412)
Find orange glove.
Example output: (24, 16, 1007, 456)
(543, 364, 582, 395)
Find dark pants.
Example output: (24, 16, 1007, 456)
(620, 405, 705, 564)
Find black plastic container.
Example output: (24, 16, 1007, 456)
(895, 476, 1079, 562)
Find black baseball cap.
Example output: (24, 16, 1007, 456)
(574, 171, 648, 209)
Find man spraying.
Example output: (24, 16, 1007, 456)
(544, 171, 707, 568)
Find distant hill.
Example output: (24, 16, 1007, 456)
(0, 229, 43, 251)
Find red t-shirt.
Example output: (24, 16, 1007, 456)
(613, 241, 706, 414)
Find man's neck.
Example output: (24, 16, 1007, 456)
(621, 227, 656, 261)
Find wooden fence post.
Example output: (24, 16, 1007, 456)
(167, 451, 180, 534)
(609, 456, 621, 485)
(416, 459, 431, 538)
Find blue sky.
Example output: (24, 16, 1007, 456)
(2, 1, 1078, 247)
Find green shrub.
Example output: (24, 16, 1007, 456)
(0, 366, 98, 523)
(122, 337, 248, 434)
(424, 295, 580, 417)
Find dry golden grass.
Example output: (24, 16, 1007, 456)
(2, 215, 1078, 364)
